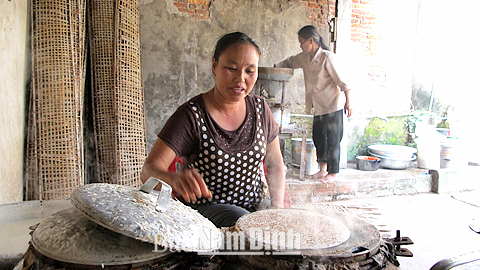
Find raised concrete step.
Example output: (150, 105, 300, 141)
(286, 163, 432, 204)
(285, 163, 480, 205)
(430, 166, 480, 194)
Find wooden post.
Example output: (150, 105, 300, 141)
(300, 130, 307, 180)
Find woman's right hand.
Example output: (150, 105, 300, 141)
(141, 139, 212, 203)
(172, 166, 212, 203)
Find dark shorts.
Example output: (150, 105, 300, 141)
(312, 110, 344, 174)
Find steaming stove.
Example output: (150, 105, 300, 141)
(231, 209, 411, 270)
(17, 211, 411, 270)
(21, 220, 406, 270)
(15, 181, 223, 270)
(18, 209, 223, 270)
(15, 182, 412, 270)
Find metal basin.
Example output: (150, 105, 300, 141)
(369, 151, 416, 170)
(257, 67, 294, 98)
(258, 67, 294, 81)
(368, 145, 417, 160)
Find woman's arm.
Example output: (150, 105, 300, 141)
(264, 136, 285, 208)
(323, 52, 352, 117)
(344, 89, 352, 118)
(274, 53, 304, 69)
(141, 138, 211, 203)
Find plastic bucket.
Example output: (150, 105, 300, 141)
(440, 138, 458, 168)
(416, 139, 440, 169)
(436, 128, 450, 136)
(291, 138, 319, 175)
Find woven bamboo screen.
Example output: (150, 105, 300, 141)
(26, 0, 87, 200)
(88, 0, 116, 184)
(26, 0, 146, 200)
(89, 0, 146, 187)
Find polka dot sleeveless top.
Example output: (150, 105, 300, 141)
(189, 97, 267, 209)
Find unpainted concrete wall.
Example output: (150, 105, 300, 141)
(0, 0, 30, 204)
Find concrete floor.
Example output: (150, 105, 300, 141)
(286, 163, 480, 269)
(327, 190, 480, 270)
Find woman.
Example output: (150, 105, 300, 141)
(141, 32, 285, 228)
(275, 25, 352, 182)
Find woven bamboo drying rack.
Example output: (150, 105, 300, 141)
(26, 0, 87, 200)
(89, 0, 146, 187)
(26, 0, 146, 200)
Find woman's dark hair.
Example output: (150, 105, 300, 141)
(213, 32, 261, 63)
(298, 25, 329, 50)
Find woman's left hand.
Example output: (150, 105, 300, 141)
(264, 137, 286, 208)
(344, 101, 352, 118)
(343, 89, 352, 118)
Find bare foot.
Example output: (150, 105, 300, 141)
(318, 173, 337, 182)
(307, 170, 327, 180)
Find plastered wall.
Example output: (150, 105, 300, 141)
(0, 0, 30, 204)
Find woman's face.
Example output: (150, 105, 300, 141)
(212, 43, 259, 103)
(298, 36, 313, 53)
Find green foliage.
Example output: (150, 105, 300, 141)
(406, 111, 429, 135)
(436, 120, 450, 129)
(290, 115, 313, 139)
(356, 117, 408, 157)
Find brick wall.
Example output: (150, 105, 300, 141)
(170, 0, 334, 32)
(350, 0, 383, 79)
(169, 0, 380, 59)
(300, 0, 336, 30)
(172, 0, 211, 20)
(351, 0, 379, 55)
